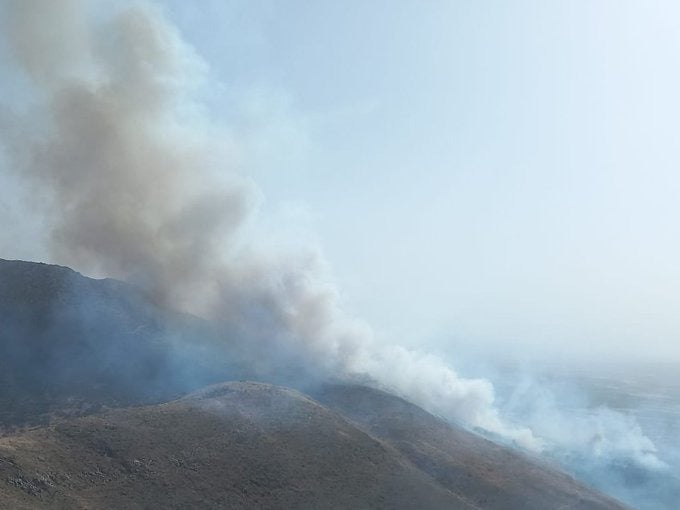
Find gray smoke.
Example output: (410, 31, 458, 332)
(2, 0, 250, 313)
(4, 2, 678, 508)
(4, 5, 677, 508)
(0, 0, 537, 447)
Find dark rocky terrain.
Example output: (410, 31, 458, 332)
(0, 259, 629, 509)
(0, 259, 239, 433)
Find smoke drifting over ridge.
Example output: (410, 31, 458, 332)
(5, 8, 678, 504)
(3, 3, 678, 508)
(3, 0, 250, 312)
(0, 0, 537, 447)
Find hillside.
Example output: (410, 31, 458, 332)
(0, 259, 237, 432)
(315, 384, 626, 510)
(0, 259, 629, 509)
(0, 381, 627, 510)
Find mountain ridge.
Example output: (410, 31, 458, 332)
(0, 259, 629, 509)
(0, 380, 627, 510)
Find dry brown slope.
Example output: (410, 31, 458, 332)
(0, 382, 477, 510)
(0, 381, 631, 510)
(315, 384, 629, 510)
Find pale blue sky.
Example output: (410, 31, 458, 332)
(3, 1, 680, 362)
(160, 0, 680, 362)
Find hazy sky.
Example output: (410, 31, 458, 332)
(3, 0, 680, 363)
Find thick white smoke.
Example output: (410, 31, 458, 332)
(501, 373, 668, 469)
(4, 2, 664, 475)
(496, 372, 678, 509)
(0, 0, 540, 448)
(3, 3, 675, 508)
(3, 4, 672, 478)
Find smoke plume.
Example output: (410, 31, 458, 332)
(4, 3, 678, 508)
(0, 0, 538, 448)
(4, 6, 678, 508)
